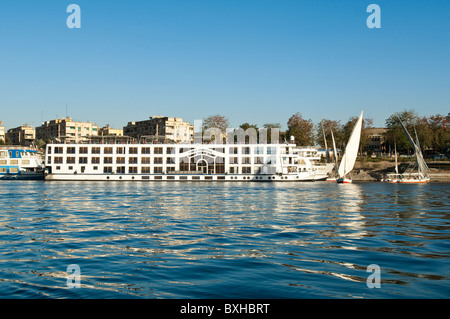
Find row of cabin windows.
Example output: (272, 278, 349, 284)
(49, 146, 279, 155)
(54, 166, 258, 174)
(49, 156, 176, 165)
(49, 156, 275, 165)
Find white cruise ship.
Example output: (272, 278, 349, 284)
(44, 142, 333, 181)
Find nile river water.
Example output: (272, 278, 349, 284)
(0, 181, 449, 299)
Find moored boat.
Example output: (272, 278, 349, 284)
(0, 146, 45, 180)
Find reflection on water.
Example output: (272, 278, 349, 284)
(0, 181, 449, 298)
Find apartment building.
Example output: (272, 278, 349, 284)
(6, 124, 35, 146)
(123, 116, 194, 143)
(99, 125, 123, 136)
(36, 117, 99, 142)
(0, 121, 5, 143)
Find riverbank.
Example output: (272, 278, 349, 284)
(350, 160, 450, 182)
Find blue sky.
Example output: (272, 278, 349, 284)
(0, 0, 449, 130)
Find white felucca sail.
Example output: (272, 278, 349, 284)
(337, 111, 364, 182)
(398, 118, 429, 182)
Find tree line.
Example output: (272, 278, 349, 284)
(202, 110, 449, 154)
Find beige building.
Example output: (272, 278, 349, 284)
(99, 125, 123, 136)
(123, 116, 194, 143)
(36, 117, 99, 142)
(365, 128, 387, 155)
(0, 121, 5, 143)
(6, 124, 35, 146)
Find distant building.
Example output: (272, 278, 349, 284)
(123, 116, 194, 143)
(99, 125, 123, 137)
(6, 124, 35, 146)
(36, 117, 99, 142)
(364, 128, 387, 155)
(0, 121, 5, 143)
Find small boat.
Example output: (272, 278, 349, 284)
(336, 111, 364, 184)
(326, 129, 339, 182)
(385, 119, 430, 184)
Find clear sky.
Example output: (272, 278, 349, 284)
(0, 0, 449, 131)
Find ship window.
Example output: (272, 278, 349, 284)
(166, 147, 175, 154)
(0, 168, 6, 173)
(104, 167, 112, 173)
(104, 157, 113, 164)
(154, 147, 163, 154)
(92, 157, 100, 164)
(116, 147, 125, 154)
(242, 167, 251, 174)
(141, 157, 150, 164)
(242, 157, 250, 164)
(129, 157, 138, 164)
(79, 157, 88, 164)
(153, 167, 163, 173)
(54, 157, 63, 164)
(142, 147, 151, 154)
(129, 147, 138, 154)
(128, 167, 138, 174)
(55, 147, 63, 154)
(166, 157, 175, 164)
(56, 166, 61, 170)
(141, 167, 150, 174)
(46, 147, 51, 155)
(67, 147, 76, 154)
(116, 157, 125, 164)
(117, 166, 126, 174)
(104, 147, 113, 154)
(47, 157, 51, 164)
(92, 147, 101, 154)
(79, 147, 88, 154)
(67, 157, 75, 164)
(68, 166, 73, 170)
(154, 157, 163, 164)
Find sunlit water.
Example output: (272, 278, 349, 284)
(0, 181, 449, 298)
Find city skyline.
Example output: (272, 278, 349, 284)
(1, 1, 449, 130)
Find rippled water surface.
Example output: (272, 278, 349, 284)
(0, 181, 449, 298)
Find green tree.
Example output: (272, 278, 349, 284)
(342, 116, 373, 154)
(384, 110, 420, 154)
(286, 113, 314, 145)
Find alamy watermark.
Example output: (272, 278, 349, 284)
(67, 264, 81, 288)
(366, 264, 381, 288)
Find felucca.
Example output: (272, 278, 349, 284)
(336, 111, 364, 184)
